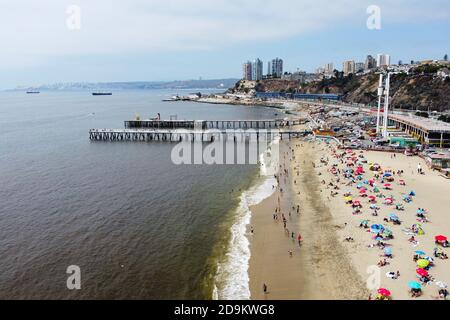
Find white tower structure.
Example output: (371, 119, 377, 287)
(382, 73, 391, 138)
(376, 74, 384, 134)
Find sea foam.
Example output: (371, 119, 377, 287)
(214, 138, 279, 300)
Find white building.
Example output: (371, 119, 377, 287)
(252, 58, 263, 81)
(377, 54, 391, 67)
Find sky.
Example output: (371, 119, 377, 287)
(0, 0, 449, 89)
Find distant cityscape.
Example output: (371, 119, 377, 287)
(242, 54, 450, 83)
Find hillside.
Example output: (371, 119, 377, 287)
(230, 66, 450, 111)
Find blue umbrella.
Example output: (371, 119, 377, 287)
(375, 237, 383, 242)
(409, 191, 416, 196)
(371, 224, 385, 231)
(384, 247, 392, 255)
(370, 204, 377, 209)
(389, 214, 399, 221)
(408, 281, 422, 290)
(415, 250, 426, 255)
(383, 172, 392, 177)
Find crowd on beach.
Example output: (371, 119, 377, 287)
(317, 140, 449, 300)
(256, 137, 448, 300)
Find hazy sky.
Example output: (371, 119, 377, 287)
(0, 0, 449, 88)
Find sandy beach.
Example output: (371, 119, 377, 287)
(248, 138, 450, 300)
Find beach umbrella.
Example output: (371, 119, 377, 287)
(424, 256, 434, 263)
(409, 191, 416, 196)
(408, 281, 422, 290)
(360, 220, 369, 225)
(416, 268, 429, 277)
(435, 235, 448, 242)
(375, 237, 383, 242)
(384, 247, 392, 255)
(415, 250, 426, 256)
(370, 204, 377, 209)
(389, 214, 399, 221)
(383, 172, 392, 177)
(417, 259, 430, 268)
(377, 288, 391, 297)
(353, 200, 361, 206)
(384, 184, 392, 189)
(383, 229, 393, 237)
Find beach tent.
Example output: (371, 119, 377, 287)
(384, 247, 392, 256)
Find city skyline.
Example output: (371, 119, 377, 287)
(0, 0, 449, 89)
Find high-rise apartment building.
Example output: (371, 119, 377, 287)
(343, 60, 356, 75)
(270, 58, 283, 78)
(252, 58, 263, 81)
(365, 55, 376, 70)
(242, 61, 252, 80)
(377, 54, 391, 67)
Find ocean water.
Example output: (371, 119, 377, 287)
(0, 90, 281, 299)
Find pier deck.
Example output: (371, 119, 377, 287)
(89, 128, 311, 142)
(124, 119, 306, 130)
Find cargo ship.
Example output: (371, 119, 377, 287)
(92, 92, 112, 96)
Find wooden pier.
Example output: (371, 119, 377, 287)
(89, 129, 311, 142)
(124, 119, 306, 130)
(90, 118, 310, 143)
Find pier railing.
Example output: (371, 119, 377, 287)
(89, 128, 312, 142)
(124, 119, 306, 130)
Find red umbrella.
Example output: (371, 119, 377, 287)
(377, 288, 391, 297)
(384, 184, 392, 188)
(359, 189, 367, 193)
(435, 235, 448, 242)
(368, 195, 376, 200)
(416, 268, 429, 277)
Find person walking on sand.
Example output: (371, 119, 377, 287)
(263, 283, 268, 294)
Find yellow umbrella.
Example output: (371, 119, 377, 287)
(417, 259, 429, 268)
(344, 196, 353, 202)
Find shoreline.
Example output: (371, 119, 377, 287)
(248, 139, 369, 299)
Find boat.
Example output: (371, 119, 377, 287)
(92, 92, 112, 96)
(26, 91, 40, 94)
(162, 95, 181, 102)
